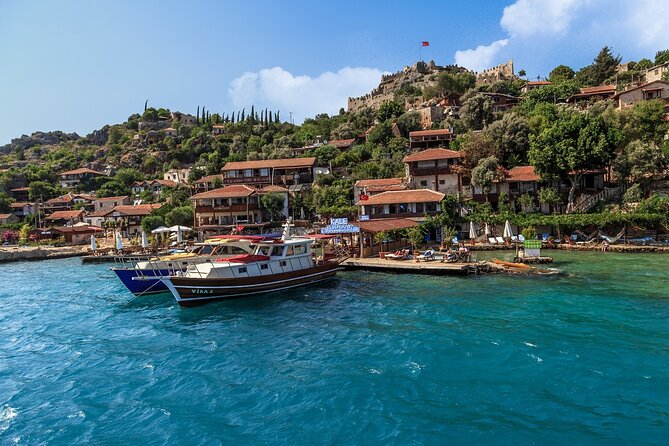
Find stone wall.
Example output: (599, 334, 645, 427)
(475, 60, 515, 85)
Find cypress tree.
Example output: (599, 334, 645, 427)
(196, 106, 200, 125)
(144, 100, 148, 112)
(241, 108, 245, 122)
(250, 105, 255, 124)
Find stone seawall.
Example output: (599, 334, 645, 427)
(0, 246, 88, 263)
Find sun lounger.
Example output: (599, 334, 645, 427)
(495, 237, 505, 244)
(511, 235, 519, 242)
(489, 237, 497, 244)
(416, 250, 435, 261)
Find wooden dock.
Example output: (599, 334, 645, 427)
(81, 254, 157, 264)
(342, 258, 475, 275)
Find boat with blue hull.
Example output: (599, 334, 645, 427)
(112, 236, 265, 296)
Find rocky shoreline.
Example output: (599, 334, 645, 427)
(0, 246, 89, 263)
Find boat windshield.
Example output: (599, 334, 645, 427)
(255, 244, 283, 256)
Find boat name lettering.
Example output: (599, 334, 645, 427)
(191, 289, 214, 294)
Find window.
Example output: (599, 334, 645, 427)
(259, 168, 269, 176)
(415, 203, 424, 213)
(238, 267, 247, 273)
(286, 246, 295, 256)
(426, 203, 437, 212)
(280, 260, 287, 267)
(461, 177, 471, 186)
(260, 264, 269, 270)
(398, 203, 408, 213)
(244, 169, 253, 177)
(420, 180, 428, 187)
(439, 180, 445, 185)
(389, 204, 397, 214)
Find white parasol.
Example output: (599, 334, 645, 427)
(151, 226, 171, 234)
(141, 231, 149, 249)
(469, 221, 476, 239)
(90, 234, 97, 252)
(484, 222, 491, 235)
(503, 220, 514, 238)
(115, 232, 123, 251)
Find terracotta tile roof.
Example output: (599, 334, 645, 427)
(10, 202, 33, 208)
(355, 177, 406, 187)
(352, 218, 419, 234)
(0, 213, 13, 219)
(368, 184, 408, 192)
(194, 174, 225, 184)
(357, 189, 445, 205)
(404, 148, 462, 162)
(45, 210, 85, 220)
(526, 81, 552, 86)
(328, 139, 355, 149)
(260, 185, 290, 193)
(94, 196, 128, 202)
(59, 168, 106, 176)
(613, 80, 669, 98)
(105, 204, 162, 216)
(86, 210, 109, 217)
(222, 157, 317, 171)
(409, 129, 453, 138)
(152, 179, 178, 187)
(503, 166, 540, 182)
(580, 85, 616, 94)
(52, 225, 103, 234)
(45, 194, 74, 204)
(10, 187, 30, 192)
(191, 185, 256, 200)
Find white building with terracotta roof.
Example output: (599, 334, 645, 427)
(191, 185, 262, 228)
(356, 189, 445, 220)
(404, 148, 464, 195)
(222, 157, 320, 187)
(58, 168, 106, 188)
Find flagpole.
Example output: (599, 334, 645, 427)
(419, 42, 422, 62)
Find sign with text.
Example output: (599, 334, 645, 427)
(321, 217, 359, 234)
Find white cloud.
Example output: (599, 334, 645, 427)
(625, 0, 669, 47)
(500, 0, 585, 37)
(454, 39, 508, 72)
(228, 66, 385, 123)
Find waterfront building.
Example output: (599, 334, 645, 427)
(404, 148, 464, 195)
(353, 178, 408, 203)
(356, 189, 445, 219)
(93, 196, 131, 213)
(192, 174, 225, 192)
(566, 85, 617, 104)
(191, 185, 262, 229)
(9, 202, 35, 218)
(98, 204, 162, 237)
(130, 179, 178, 196)
(44, 209, 85, 226)
(163, 168, 191, 185)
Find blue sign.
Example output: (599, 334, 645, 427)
(330, 218, 349, 225)
(321, 224, 360, 234)
(359, 215, 370, 221)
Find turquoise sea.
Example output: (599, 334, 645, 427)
(1, 252, 668, 445)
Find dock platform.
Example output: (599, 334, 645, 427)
(81, 254, 157, 264)
(342, 258, 474, 275)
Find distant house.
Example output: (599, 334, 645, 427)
(171, 111, 196, 125)
(43, 193, 94, 213)
(480, 92, 520, 112)
(99, 204, 162, 237)
(131, 179, 178, 196)
(164, 127, 178, 137)
(408, 129, 455, 150)
(356, 189, 445, 219)
(192, 174, 225, 192)
(566, 85, 617, 104)
(0, 213, 19, 225)
(614, 80, 669, 110)
(353, 178, 408, 203)
(521, 81, 552, 94)
(258, 185, 291, 220)
(9, 187, 30, 202)
(328, 139, 356, 151)
(404, 148, 464, 195)
(222, 157, 320, 187)
(44, 209, 85, 226)
(58, 168, 106, 188)
(10, 202, 35, 218)
(646, 61, 669, 83)
(212, 125, 226, 135)
(93, 196, 130, 213)
(164, 168, 191, 185)
(191, 185, 261, 228)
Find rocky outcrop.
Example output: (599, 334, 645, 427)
(0, 246, 88, 263)
(85, 125, 110, 145)
(0, 131, 81, 154)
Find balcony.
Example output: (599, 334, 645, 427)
(409, 167, 456, 176)
(195, 203, 259, 214)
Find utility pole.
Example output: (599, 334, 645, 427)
(289, 112, 293, 125)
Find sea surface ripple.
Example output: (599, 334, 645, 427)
(1, 252, 668, 444)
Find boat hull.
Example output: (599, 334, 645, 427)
(163, 263, 342, 306)
(112, 268, 170, 295)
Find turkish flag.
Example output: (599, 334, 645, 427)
(422, 41, 430, 47)
(360, 194, 369, 201)
(236, 225, 245, 232)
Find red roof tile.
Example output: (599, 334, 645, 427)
(10, 202, 33, 208)
(194, 174, 225, 184)
(526, 81, 552, 86)
(355, 177, 406, 187)
(191, 185, 256, 200)
(503, 166, 540, 182)
(409, 129, 453, 138)
(260, 185, 289, 193)
(0, 213, 13, 219)
(352, 218, 419, 234)
(357, 189, 444, 205)
(59, 168, 106, 176)
(94, 196, 128, 202)
(222, 157, 317, 171)
(404, 148, 462, 162)
(328, 139, 355, 149)
(45, 210, 85, 220)
(105, 204, 162, 216)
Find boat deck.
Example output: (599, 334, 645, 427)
(342, 258, 474, 275)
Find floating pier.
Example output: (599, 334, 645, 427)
(342, 258, 475, 275)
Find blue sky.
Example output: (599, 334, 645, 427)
(1, 0, 668, 145)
